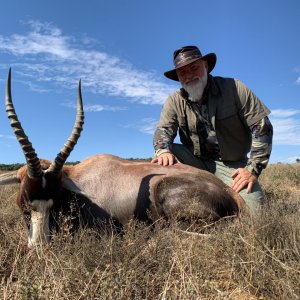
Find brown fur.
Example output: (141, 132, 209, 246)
(2, 155, 246, 230)
(61, 154, 246, 224)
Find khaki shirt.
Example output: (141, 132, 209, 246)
(155, 75, 270, 161)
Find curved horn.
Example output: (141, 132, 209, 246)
(5, 68, 42, 178)
(48, 80, 84, 175)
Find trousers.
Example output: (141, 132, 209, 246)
(171, 143, 264, 212)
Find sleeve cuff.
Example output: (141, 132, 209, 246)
(155, 149, 171, 157)
(245, 162, 261, 177)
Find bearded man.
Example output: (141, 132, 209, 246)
(151, 46, 273, 212)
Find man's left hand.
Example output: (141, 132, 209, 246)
(231, 168, 257, 193)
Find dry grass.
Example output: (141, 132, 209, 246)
(0, 164, 299, 299)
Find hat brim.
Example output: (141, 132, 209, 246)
(164, 53, 217, 81)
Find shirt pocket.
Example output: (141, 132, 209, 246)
(216, 103, 237, 120)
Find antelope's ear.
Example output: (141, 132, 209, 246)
(0, 172, 20, 185)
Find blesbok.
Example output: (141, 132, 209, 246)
(0, 69, 246, 248)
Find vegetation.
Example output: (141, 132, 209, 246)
(0, 163, 299, 299)
(0, 161, 81, 171)
(127, 157, 152, 162)
(0, 163, 24, 171)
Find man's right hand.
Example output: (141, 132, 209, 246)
(151, 152, 180, 166)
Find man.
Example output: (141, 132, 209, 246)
(151, 45, 273, 212)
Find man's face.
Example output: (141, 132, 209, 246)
(176, 59, 208, 85)
(176, 59, 209, 102)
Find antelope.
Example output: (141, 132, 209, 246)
(0, 69, 245, 248)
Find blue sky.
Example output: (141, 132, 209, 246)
(0, 0, 299, 164)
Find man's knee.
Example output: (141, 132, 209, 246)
(214, 161, 264, 213)
(239, 187, 264, 213)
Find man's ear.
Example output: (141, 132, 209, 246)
(203, 60, 209, 71)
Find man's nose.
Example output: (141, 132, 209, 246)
(184, 74, 197, 84)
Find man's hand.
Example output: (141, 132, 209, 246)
(231, 168, 257, 193)
(151, 152, 180, 166)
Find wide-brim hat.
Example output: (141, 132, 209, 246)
(164, 45, 217, 81)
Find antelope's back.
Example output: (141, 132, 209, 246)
(62, 154, 245, 223)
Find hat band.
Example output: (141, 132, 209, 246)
(174, 49, 202, 68)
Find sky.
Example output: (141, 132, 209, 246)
(0, 0, 299, 164)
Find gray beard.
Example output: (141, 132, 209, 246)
(182, 72, 208, 102)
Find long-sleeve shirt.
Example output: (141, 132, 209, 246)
(153, 75, 273, 176)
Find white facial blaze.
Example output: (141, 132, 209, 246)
(28, 199, 54, 248)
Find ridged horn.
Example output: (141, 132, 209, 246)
(5, 68, 42, 178)
(48, 80, 84, 175)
